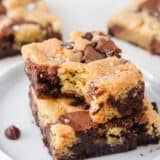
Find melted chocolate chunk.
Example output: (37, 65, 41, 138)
(96, 38, 121, 57)
(82, 36, 121, 62)
(59, 111, 95, 131)
(150, 38, 160, 55)
(83, 45, 105, 63)
(138, 0, 160, 19)
(82, 32, 93, 41)
(5, 125, 21, 140)
(63, 42, 74, 49)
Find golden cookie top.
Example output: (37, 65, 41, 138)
(22, 30, 121, 66)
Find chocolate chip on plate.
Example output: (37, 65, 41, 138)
(5, 125, 21, 140)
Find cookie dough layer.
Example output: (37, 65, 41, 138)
(0, 0, 61, 59)
(108, 0, 160, 55)
(22, 31, 144, 123)
(29, 87, 160, 160)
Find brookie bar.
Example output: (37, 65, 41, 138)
(0, 0, 61, 59)
(22, 31, 144, 123)
(108, 0, 160, 55)
(29, 87, 160, 160)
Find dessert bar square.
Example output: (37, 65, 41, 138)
(29, 87, 160, 160)
(108, 0, 160, 55)
(0, 0, 61, 58)
(22, 31, 144, 123)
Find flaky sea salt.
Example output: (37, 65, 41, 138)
(64, 118, 70, 124)
(27, 3, 36, 11)
(12, 25, 20, 31)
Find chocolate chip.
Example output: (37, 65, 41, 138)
(63, 42, 74, 49)
(0, 26, 19, 59)
(140, 153, 144, 157)
(152, 102, 158, 113)
(1, 26, 13, 37)
(5, 125, 21, 140)
(45, 24, 62, 40)
(108, 24, 125, 36)
(81, 104, 90, 110)
(0, 42, 21, 59)
(82, 32, 93, 41)
(95, 38, 121, 57)
(120, 59, 128, 64)
(97, 32, 107, 36)
(0, 3, 6, 15)
(0, 48, 20, 59)
(150, 38, 160, 55)
(83, 45, 105, 63)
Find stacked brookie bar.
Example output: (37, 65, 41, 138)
(0, 0, 61, 59)
(22, 31, 160, 160)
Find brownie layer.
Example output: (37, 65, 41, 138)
(60, 130, 159, 160)
(107, 82, 144, 115)
(29, 88, 160, 160)
(25, 59, 61, 98)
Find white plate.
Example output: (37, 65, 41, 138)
(0, 63, 159, 160)
(0, 0, 160, 160)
